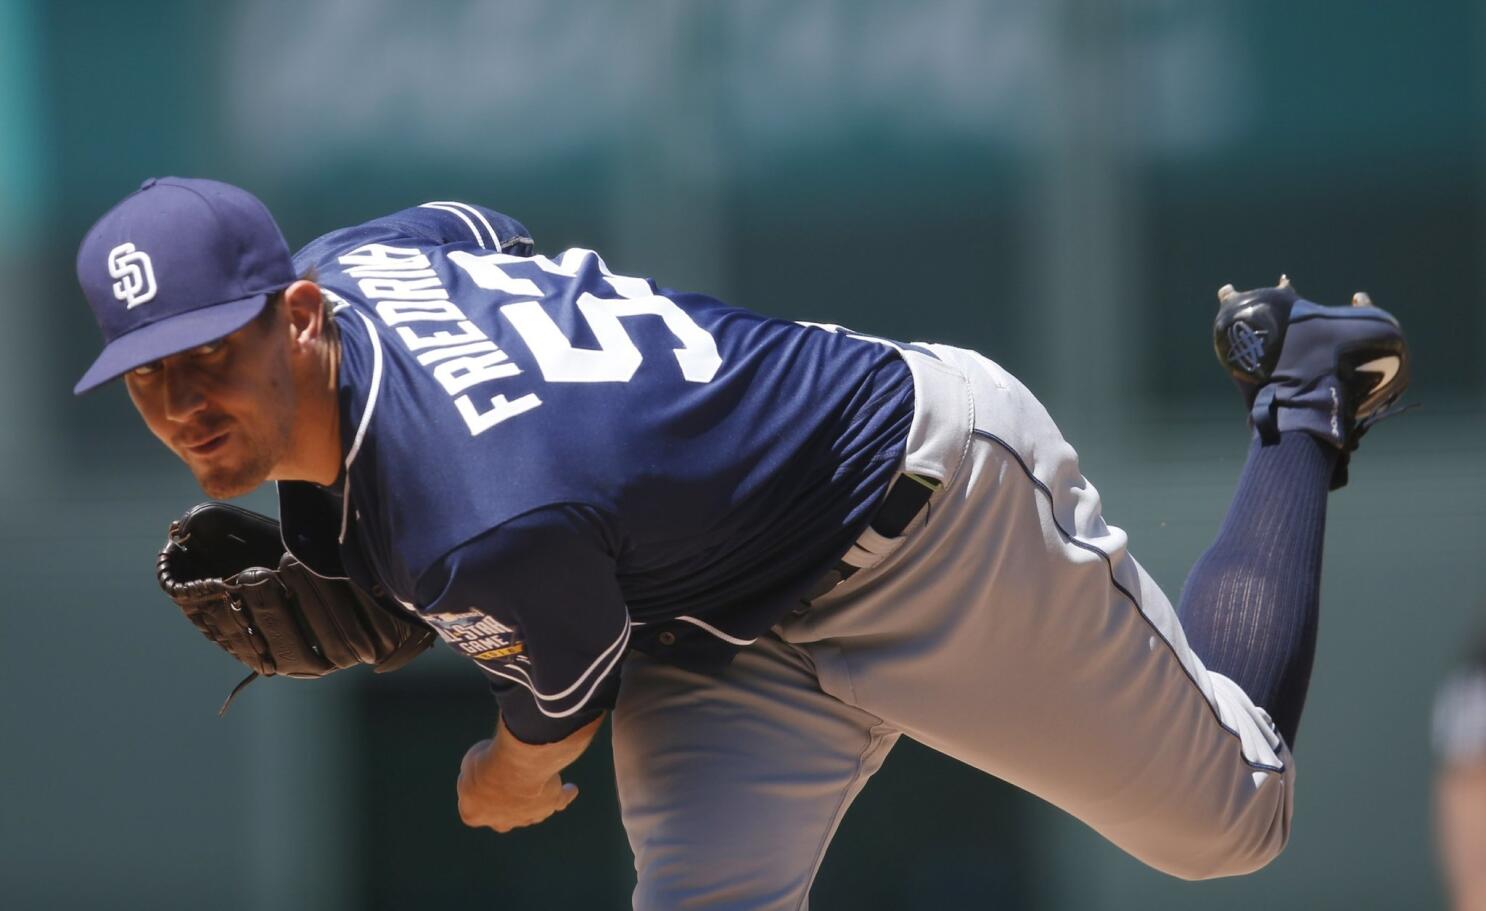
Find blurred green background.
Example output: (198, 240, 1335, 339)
(3, 1, 1483, 908)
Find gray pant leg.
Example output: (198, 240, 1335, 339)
(781, 345, 1295, 881)
(612, 637, 899, 911)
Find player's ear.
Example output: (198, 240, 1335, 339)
(281, 280, 325, 346)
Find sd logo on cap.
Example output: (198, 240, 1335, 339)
(73, 177, 296, 394)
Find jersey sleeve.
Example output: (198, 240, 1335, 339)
(415, 504, 629, 744)
(293, 201, 536, 276)
(367, 201, 535, 255)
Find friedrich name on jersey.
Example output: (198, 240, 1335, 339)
(332, 240, 723, 440)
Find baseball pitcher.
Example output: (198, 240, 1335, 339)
(75, 178, 1409, 908)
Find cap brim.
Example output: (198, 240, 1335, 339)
(73, 294, 272, 394)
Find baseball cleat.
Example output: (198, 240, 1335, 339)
(1213, 277, 1409, 488)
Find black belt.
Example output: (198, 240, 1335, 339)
(801, 472, 937, 603)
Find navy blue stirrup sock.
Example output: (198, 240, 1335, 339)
(1177, 431, 1339, 748)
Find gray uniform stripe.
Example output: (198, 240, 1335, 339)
(973, 426, 1286, 775)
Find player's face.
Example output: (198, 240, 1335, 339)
(124, 302, 297, 499)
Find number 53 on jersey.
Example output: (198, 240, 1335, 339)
(449, 248, 723, 385)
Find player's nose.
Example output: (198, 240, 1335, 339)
(161, 365, 208, 422)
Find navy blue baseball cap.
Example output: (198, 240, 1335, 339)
(73, 177, 297, 394)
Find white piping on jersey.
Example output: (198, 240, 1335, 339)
(339, 310, 385, 544)
(476, 618, 632, 719)
(421, 200, 502, 249)
(675, 615, 758, 646)
(443, 202, 533, 250)
(418, 202, 487, 249)
(490, 617, 629, 702)
(630, 616, 759, 647)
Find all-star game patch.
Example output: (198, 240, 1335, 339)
(424, 609, 527, 664)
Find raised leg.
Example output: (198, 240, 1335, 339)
(780, 348, 1295, 880)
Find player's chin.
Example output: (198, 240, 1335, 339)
(186, 450, 274, 500)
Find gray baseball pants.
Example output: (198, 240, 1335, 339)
(612, 344, 1294, 910)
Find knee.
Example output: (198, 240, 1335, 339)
(1165, 826, 1290, 881)
(1106, 766, 1295, 881)
(1157, 788, 1293, 881)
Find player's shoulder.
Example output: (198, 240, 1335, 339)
(332, 304, 591, 587)
(292, 200, 535, 274)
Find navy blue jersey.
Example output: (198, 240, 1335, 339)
(278, 202, 914, 742)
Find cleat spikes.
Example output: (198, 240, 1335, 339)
(1217, 283, 1237, 302)
(1211, 280, 1408, 490)
(1277, 274, 1292, 288)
